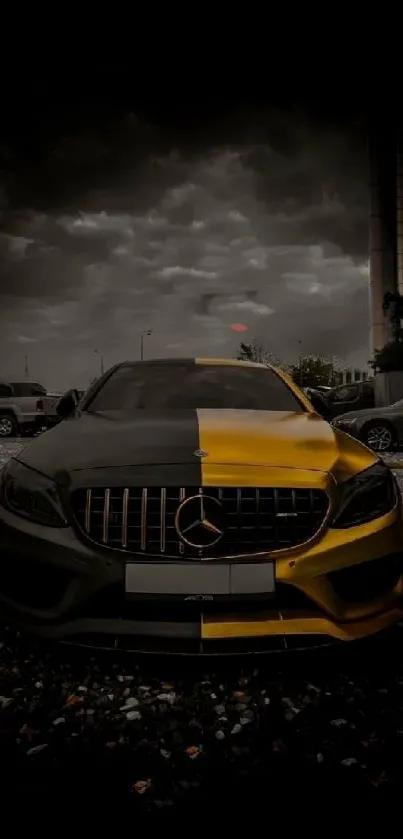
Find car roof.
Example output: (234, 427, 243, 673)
(119, 357, 274, 370)
(0, 379, 44, 385)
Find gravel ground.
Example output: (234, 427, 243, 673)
(1, 439, 403, 814)
(0, 439, 27, 469)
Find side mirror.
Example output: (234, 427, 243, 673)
(56, 389, 80, 419)
(307, 389, 330, 420)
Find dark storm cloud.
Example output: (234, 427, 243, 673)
(0, 109, 370, 388)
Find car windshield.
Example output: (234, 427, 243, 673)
(86, 362, 305, 413)
(9, 382, 47, 397)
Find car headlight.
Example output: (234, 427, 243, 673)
(332, 417, 356, 427)
(330, 462, 398, 529)
(0, 459, 67, 527)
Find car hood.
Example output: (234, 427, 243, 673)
(15, 408, 377, 484)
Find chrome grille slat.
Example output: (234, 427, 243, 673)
(273, 488, 279, 544)
(140, 489, 148, 551)
(310, 490, 315, 513)
(179, 488, 185, 554)
(160, 488, 166, 553)
(72, 486, 329, 559)
(85, 489, 92, 532)
(122, 488, 129, 548)
(255, 488, 260, 541)
(102, 489, 111, 543)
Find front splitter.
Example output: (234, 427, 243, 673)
(201, 606, 403, 641)
(2, 599, 403, 654)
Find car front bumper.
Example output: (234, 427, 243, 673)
(1, 500, 403, 654)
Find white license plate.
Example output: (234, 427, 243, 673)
(125, 561, 275, 596)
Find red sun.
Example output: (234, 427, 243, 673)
(229, 323, 248, 333)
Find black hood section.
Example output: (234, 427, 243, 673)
(17, 411, 203, 486)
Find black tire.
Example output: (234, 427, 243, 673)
(21, 424, 37, 437)
(361, 420, 396, 453)
(0, 413, 18, 438)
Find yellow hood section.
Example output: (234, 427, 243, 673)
(197, 409, 378, 484)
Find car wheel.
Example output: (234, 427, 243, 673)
(0, 414, 18, 438)
(21, 424, 38, 437)
(362, 421, 395, 452)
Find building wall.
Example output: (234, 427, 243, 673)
(337, 369, 370, 385)
(374, 371, 403, 406)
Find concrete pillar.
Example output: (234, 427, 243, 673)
(397, 129, 403, 297)
(369, 119, 398, 354)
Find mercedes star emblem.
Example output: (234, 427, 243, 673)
(193, 449, 208, 458)
(175, 493, 224, 550)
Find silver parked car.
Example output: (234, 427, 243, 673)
(332, 397, 403, 452)
(0, 381, 60, 438)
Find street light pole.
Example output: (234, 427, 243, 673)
(298, 340, 303, 388)
(140, 330, 152, 361)
(94, 349, 105, 376)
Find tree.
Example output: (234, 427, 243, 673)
(368, 292, 403, 373)
(383, 292, 403, 343)
(370, 341, 403, 373)
(237, 341, 282, 366)
(289, 355, 339, 389)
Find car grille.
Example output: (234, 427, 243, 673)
(71, 486, 329, 558)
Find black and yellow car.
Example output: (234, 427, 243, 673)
(0, 358, 402, 654)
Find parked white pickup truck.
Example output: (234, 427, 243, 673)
(0, 380, 62, 438)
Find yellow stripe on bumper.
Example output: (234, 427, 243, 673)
(201, 607, 403, 642)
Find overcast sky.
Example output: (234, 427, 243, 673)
(0, 105, 369, 390)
